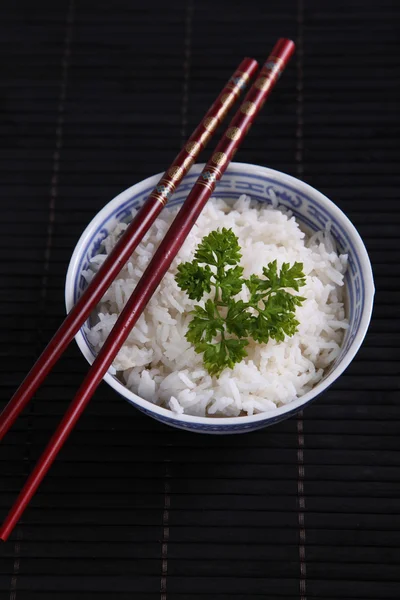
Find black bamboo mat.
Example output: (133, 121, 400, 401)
(0, 1, 399, 598)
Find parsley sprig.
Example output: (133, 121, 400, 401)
(176, 228, 306, 377)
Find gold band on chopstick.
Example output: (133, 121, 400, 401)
(197, 164, 222, 191)
(148, 178, 176, 206)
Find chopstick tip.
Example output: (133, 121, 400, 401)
(271, 38, 296, 61)
(0, 524, 10, 542)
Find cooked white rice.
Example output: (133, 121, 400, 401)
(85, 195, 348, 417)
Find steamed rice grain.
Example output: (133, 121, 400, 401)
(85, 195, 348, 417)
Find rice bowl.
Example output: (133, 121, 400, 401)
(65, 163, 374, 433)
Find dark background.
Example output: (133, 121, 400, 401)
(1, 1, 400, 598)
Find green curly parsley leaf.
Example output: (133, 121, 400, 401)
(175, 228, 306, 377)
(175, 261, 212, 301)
(194, 227, 242, 267)
(225, 299, 253, 338)
(219, 265, 245, 303)
(186, 300, 224, 345)
(195, 337, 249, 377)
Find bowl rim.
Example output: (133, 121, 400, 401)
(65, 162, 375, 426)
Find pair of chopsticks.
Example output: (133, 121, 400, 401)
(0, 38, 295, 541)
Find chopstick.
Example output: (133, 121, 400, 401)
(0, 58, 258, 441)
(0, 38, 294, 541)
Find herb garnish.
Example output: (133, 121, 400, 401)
(176, 228, 306, 377)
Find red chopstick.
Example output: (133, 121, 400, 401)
(0, 57, 258, 441)
(0, 39, 294, 541)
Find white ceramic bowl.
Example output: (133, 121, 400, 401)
(65, 163, 374, 434)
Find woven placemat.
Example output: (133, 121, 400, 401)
(1, 1, 399, 598)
